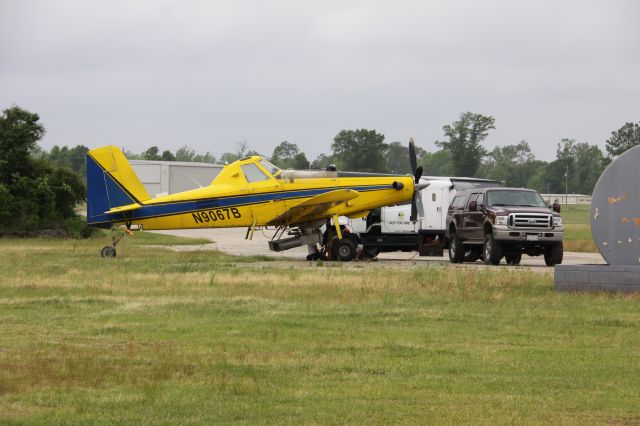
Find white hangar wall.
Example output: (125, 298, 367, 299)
(129, 160, 223, 197)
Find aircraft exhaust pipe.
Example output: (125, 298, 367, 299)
(392, 181, 404, 190)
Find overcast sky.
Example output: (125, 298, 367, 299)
(1, 0, 639, 161)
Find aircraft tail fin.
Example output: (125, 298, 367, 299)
(86, 146, 151, 227)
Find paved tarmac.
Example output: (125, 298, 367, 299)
(150, 227, 605, 268)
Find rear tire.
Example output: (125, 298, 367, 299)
(334, 239, 356, 261)
(448, 232, 464, 263)
(505, 252, 522, 266)
(544, 242, 563, 266)
(483, 233, 502, 265)
(464, 246, 482, 263)
(362, 247, 379, 259)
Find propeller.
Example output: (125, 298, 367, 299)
(409, 138, 427, 221)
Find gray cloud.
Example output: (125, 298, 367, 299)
(1, 0, 639, 161)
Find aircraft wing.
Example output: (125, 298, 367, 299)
(269, 189, 360, 225)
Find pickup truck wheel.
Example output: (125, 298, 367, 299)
(448, 232, 465, 263)
(464, 246, 482, 262)
(483, 233, 502, 265)
(334, 239, 356, 262)
(505, 252, 522, 266)
(544, 242, 563, 266)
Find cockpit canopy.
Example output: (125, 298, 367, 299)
(238, 157, 282, 183)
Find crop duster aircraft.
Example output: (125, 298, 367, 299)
(87, 140, 426, 261)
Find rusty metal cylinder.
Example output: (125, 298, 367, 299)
(590, 145, 640, 266)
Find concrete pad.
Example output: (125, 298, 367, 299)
(150, 227, 606, 269)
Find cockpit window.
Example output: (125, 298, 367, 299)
(260, 159, 281, 177)
(241, 163, 269, 183)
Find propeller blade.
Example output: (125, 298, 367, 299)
(414, 165, 423, 183)
(409, 137, 417, 175)
(410, 192, 418, 222)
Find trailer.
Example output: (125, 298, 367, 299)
(348, 177, 500, 258)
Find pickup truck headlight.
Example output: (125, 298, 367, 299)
(495, 215, 508, 226)
(553, 216, 562, 227)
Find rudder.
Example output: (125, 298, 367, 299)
(86, 146, 151, 227)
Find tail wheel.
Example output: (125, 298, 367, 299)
(448, 232, 464, 263)
(101, 246, 116, 258)
(333, 239, 356, 261)
(483, 233, 502, 265)
(544, 242, 563, 266)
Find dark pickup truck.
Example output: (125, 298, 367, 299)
(445, 187, 564, 266)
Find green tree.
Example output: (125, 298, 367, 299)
(605, 122, 640, 158)
(144, 146, 161, 161)
(386, 141, 412, 174)
(0, 105, 45, 182)
(45, 144, 90, 177)
(573, 142, 605, 194)
(175, 145, 195, 162)
(220, 152, 239, 164)
(537, 139, 605, 195)
(419, 149, 454, 176)
(310, 153, 336, 170)
(161, 150, 176, 161)
(193, 152, 216, 163)
(270, 141, 310, 169)
(331, 129, 388, 172)
(0, 106, 89, 236)
(436, 112, 495, 177)
(480, 140, 539, 187)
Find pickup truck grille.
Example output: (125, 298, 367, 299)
(508, 213, 552, 230)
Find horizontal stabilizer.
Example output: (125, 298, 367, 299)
(105, 203, 142, 214)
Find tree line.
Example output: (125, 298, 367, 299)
(35, 112, 640, 196)
(0, 106, 92, 236)
(3, 104, 639, 236)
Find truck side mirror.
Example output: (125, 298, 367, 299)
(468, 200, 477, 211)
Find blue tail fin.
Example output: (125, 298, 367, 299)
(86, 147, 150, 227)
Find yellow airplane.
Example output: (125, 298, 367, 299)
(87, 140, 425, 261)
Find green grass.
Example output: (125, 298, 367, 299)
(1, 236, 638, 424)
(561, 205, 598, 252)
(99, 229, 214, 246)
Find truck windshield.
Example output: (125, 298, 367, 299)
(487, 190, 547, 207)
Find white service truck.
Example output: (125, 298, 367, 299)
(347, 177, 500, 258)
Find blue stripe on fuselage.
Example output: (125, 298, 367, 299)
(97, 184, 393, 224)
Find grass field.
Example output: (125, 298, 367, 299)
(1, 232, 638, 424)
(561, 205, 597, 253)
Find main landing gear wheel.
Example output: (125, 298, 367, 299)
(333, 238, 356, 261)
(101, 245, 116, 258)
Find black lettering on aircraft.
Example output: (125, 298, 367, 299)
(192, 208, 242, 224)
